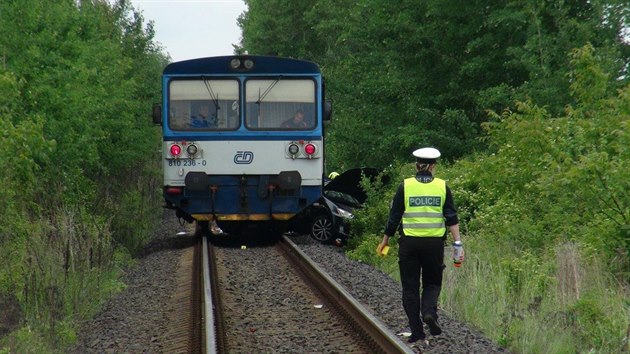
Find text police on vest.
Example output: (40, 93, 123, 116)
(408, 196, 441, 207)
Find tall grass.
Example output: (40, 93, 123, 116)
(439, 237, 630, 353)
(0, 172, 160, 352)
(0, 208, 131, 352)
(355, 234, 630, 352)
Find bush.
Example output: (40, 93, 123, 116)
(349, 44, 630, 353)
(0, 1, 167, 351)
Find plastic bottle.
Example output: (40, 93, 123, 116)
(453, 241, 463, 267)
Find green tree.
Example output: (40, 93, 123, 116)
(238, 0, 630, 169)
(0, 0, 166, 349)
(239, 0, 320, 58)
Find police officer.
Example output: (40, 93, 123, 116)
(377, 147, 463, 342)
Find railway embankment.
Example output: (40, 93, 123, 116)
(69, 212, 506, 353)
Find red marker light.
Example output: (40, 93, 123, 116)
(165, 187, 183, 195)
(304, 143, 316, 155)
(170, 144, 182, 156)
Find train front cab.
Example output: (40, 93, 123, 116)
(153, 56, 332, 236)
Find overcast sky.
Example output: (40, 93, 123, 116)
(130, 0, 247, 62)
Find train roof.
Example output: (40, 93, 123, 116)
(163, 55, 321, 75)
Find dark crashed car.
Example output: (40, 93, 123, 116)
(290, 168, 381, 244)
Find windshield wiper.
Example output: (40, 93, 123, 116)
(256, 76, 282, 104)
(202, 77, 220, 114)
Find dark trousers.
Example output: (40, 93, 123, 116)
(398, 236, 445, 334)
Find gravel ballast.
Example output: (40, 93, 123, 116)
(71, 213, 507, 353)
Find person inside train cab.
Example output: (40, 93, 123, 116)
(281, 109, 308, 129)
(191, 103, 217, 128)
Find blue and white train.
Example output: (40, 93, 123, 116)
(152, 55, 331, 236)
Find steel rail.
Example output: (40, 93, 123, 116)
(278, 235, 414, 354)
(202, 235, 217, 353)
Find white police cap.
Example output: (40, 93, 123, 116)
(412, 147, 441, 163)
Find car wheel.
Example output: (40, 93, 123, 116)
(310, 214, 333, 243)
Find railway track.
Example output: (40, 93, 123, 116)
(196, 233, 413, 354)
(71, 214, 507, 354)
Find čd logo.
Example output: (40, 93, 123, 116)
(234, 151, 254, 164)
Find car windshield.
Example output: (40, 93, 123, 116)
(324, 190, 361, 207)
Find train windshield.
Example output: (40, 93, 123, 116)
(245, 78, 316, 130)
(168, 79, 240, 131)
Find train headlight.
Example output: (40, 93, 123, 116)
(243, 59, 254, 70)
(186, 144, 198, 156)
(170, 144, 182, 157)
(304, 143, 317, 156)
(287, 143, 300, 156)
(229, 58, 241, 69)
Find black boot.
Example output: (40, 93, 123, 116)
(423, 314, 442, 336)
(408, 331, 426, 343)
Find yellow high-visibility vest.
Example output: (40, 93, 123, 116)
(402, 177, 446, 237)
